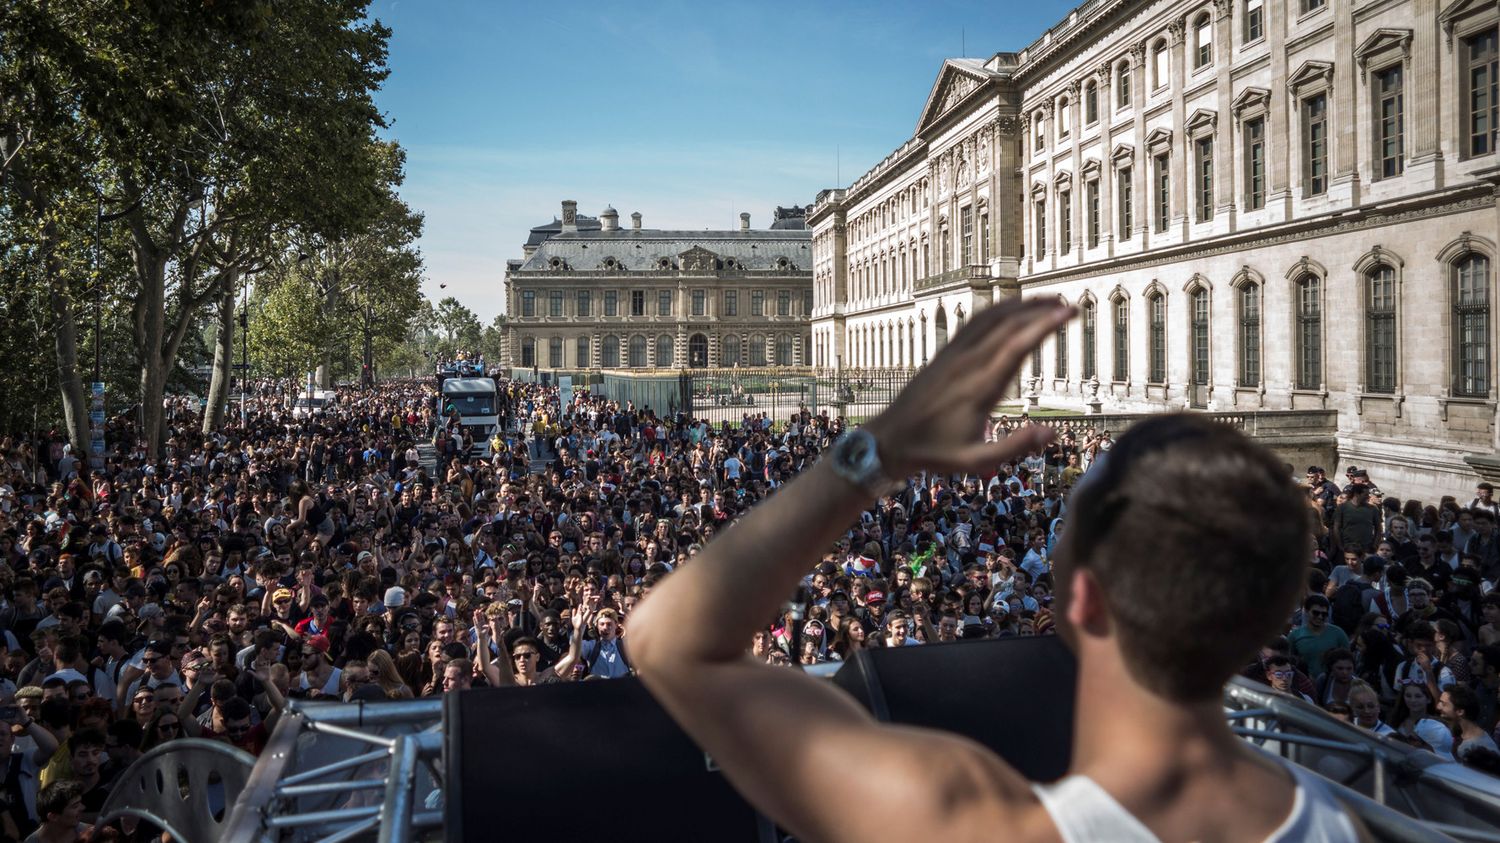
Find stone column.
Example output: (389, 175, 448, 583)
(1213, 0, 1236, 230)
(675, 323, 687, 370)
(1266, 0, 1292, 217)
(1169, 16, 1190, 237)
(1331, 0, 1360, 204)
(1409, 0, 1443, 187)
(591, 332, 600, 370)
(1131, 43, 1150, 249)
(708, 333, 721, 368)
(1020, 113, 1034, 272)
(1069, 81, 1084, 259)
(1098, 64, 1116, 257)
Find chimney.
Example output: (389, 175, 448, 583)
(739, 212, 751, 231)
(631, 211, 642, 230)
(560, 199, 578, 233)
(600, 206, 619, 232)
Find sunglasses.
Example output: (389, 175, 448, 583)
(513, 652, 539, 659)
(158, 722, 180, 731)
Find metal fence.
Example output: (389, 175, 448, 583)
(584, 367, 917, 428)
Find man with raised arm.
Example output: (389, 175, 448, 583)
(628, 298, 1361, 843)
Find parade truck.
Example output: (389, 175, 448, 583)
(439, 376, 500, 458)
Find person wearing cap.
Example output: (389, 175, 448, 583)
(117, 640, 182, 711)
(294, 595, 332, 639)
(294, 636, 341, 698)
(1305, 467, 1339, 521)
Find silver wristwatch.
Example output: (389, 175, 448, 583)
(828, 428, 899, 497)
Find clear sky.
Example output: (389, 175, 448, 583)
(368, 0, 1080, 320)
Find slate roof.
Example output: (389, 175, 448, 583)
(524, 215, 602, 248)
(517, 228, 812, 273)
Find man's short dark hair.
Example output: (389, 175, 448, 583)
(36, 780, 82, 821)
(1303, 594, 1331, 611)
(1447, 685, 1480, 721)
(220, 697, 252, 721)
(71, 728, 105, 752)
(1474, 508, 1496, 524)
(108, 719, 142, 748)
(1059, 414, 1312, 701)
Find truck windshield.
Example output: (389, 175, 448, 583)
(446, 394, 495, 416)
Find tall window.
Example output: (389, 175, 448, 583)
(1035, 199, 1047, 254)
(601, 334, 620, 367)
(1244, 118, 1266, 210)
(961, 205, 974, 264)
(520, 337, 535, 367)
(1454, 253, 1492, 396)
(630, 290, 646, 317)
(1469, 30, 1499, 157)
(1055, 321, 1069, 379)
(980, 213, 990, 261)
(549, 291, 564, 317)
(1366, 265, 1397, 393)
(1238, 283, 1260, 387)
(1118, 168, 1133, 239)
(1295, 276, 1322, 389)
(1085, 81, 1099, 124)
(1032, 344, 1044, 380)
(1153, 41, 1169, 90)
(657, 290, 672, 317)
(628, 335, 648, 368)
(576, 337, 590, 368)
(1034, 111, 1046, 151)
(1087, 180, 1101, 248)
(576, 290, 591, 317)
(1153, 154, 1170, 232)
(1059, 189, 1072, 255)
(604, 290, 618, 317)
(1244, 0, 1263, 42)
(803, 290, 813, 315)
(1190, 289, 1210, 386)
(1303, 94, 1328, 195)
(1195, 137, 1214, 221)
(1117, 62, 1131, 108)
(1194, 14, 1213, 68)
(749, 334, 767, 366)
(776, 334, 794, 366)
(724, 290, 738, 316)
(1113, 298, 1129, 381)
(691, 289, 705, 316)
(1082, 300, 1097, 380)
(723, 335, 742, 367)
(751, 290, 764, 316)
(549, 337, 564, 367)
(521, 291, 536, 317)
(656, 335, 674, 368)
(1059, 97, 1071, 138)
(1148, 293, 1167, 383)
(1376, 65, 1405, 177)
(1304, 0, 1325, 10)
(777, 290, 791, 316)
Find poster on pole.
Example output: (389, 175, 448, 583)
(89, 382, 106, 467)
(558, 376, 573, 412)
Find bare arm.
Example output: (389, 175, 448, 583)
(628, 299, 1072, 843)
(549, 609, 590, 679)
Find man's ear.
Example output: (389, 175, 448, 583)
(1065, 568, 1111, 638)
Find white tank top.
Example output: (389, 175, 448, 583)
(1032, 756, 1359, 842)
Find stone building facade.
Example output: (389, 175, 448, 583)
(811, 0, 1500, 500)
(504, 201, 813, 371)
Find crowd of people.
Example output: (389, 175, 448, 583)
(0, 363, 1494, 839)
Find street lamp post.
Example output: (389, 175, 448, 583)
(240, 287, 249, 426)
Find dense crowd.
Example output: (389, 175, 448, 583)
(0, 366, 1495, 840)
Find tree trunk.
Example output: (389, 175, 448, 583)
(43, 227, 91, 459)
(133, 250, 168, 459)
(202, 272, 238, 433)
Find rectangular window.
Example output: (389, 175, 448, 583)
(1055, 323, 1068, 379)
(604, 290, 618, 317)
(1304, 0, 1325, 12)
(1117, 168, 1133, 239)
(1373, 65, 1404, 177)
(724, 290, 738, 317)
(1239, 284, 1260, 387)
(777, 290, 791, 317)
(1086, 84, 1099, 124)
(1087, 180, 1100, 248)
(1244, 118, 1265, 210)
(980, 213, 990, 260)
(1059, 189, 1072, 255)
(1059, 99, 1071, 138)
(520, 339, 535, 368)
(549, 337, 564, 368)
(1117, 64, 1131, 108)
(1082, 303, 1097, 380)
(961, 205, 974, 264)
(576, 337, 590, 368)
(1366, 267, 1397, 393)
(751, 290, 765, 316)
(630, 290, 645, 317)
(1245, 0, 1263, 42)
(576, 290, 591, 317)
(803, 290, 813, 315)
(521, 291, 536, 318)
(1195, 137, 1214, 221)
(1296, 277, 1322, 389)
(1191, 290, 1210, 386)
(1454, 255, 1492, 396)
(1469, 30, 1499, 157)
(657, 290, 672, 317)
(549, 290, 564, 318)
(1149, 295, 1167, 384)
(1303, 93, 1328, 195)
(1153, 154, 1170, 233)
(1113, 299, 1129, 381)
(1153, 44, 1168, 90)
(691, 289, 705, 316)
(1195, 17, 1213, 68)
(1035, 199, 1047, 255)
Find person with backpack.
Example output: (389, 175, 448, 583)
(1329, 558, 1381, 636)
(551, 607, 630, 680)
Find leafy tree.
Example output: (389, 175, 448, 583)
(434, 297, 483, 358)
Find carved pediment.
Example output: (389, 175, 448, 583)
(1288, 60, 1335, 92)
(916, 60, 1000, 135)
(1185, 108, 1218, 136)
(1111, 143, 1136, 167)
(1442, 0, 1496, 45)
(1232, 87, 1270, 116)
(1081, 159, 1102, 179)
(677, 246, 721, 272)
(1356, 28, 1413, 77)
(1146, 127, 1173, 153)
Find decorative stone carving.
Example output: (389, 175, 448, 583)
(1167, 18, 1186, 46)
(1129, 42, 1146, 63)
(1212, 0, 1231, 20)
(1026, 376, 1042, 407)
(1085, 375, 1103, 413)
(996, 115, 1019, 135)
(978, 127, 992, 174)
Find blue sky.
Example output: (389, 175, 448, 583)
(368, 0, 1080, 319)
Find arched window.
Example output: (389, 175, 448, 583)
(1148, 293, 1167, 383)
(1116, 61, 1131, 108)
(688, 333, 708, 368)
(749, 333, 767, 366)
(1453, 253, 1492, 397)
(576, 337, 590, 369)
(1056, 315, 1070, 379)
(1112, 297, 1129, 382)
(1058, 96, 1071, 138)
(935, 307, 949, 350)
(655, 335, 674, 368)
(1238, 283, 1260, 387)
(1365, 265, 1397, 393)
(1084, 80, 1099, 124)
(1082, 299, 1097, 380)
(1190, 288, 1210, 387)
(723, 334, 742, 367)
(1295, 276, 1321, 389)
(1034, 110, 1046, 151)
(628, 335, 648, 368)
(601, 334, 620, 368)
(1194, 13, 1213, 68)
(521, 336, 536, 368)
(776, 334, 794, 366)
(1153, 40, 1169, 89)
